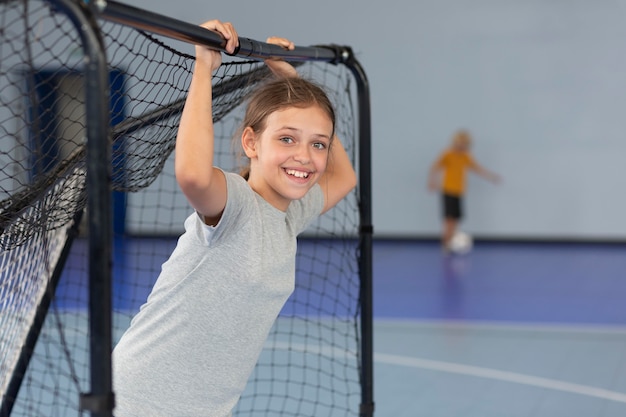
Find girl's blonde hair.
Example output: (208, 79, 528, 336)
(238, 77, 336, 179)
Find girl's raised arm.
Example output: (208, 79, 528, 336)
(175, 20, 238, 225)
(318, 135, 357, 214)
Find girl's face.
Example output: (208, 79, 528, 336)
(243, 105, 333, 211)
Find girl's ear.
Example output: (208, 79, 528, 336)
(241, 127, 258, 158)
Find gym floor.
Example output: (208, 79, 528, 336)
(14, 238, 626, 417)
(372, 239, 626, 417)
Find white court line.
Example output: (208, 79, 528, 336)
(267, 341, 626, 404)
(375, 352, 626, 404)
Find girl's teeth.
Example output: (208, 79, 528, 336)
(286, 169, 309, 178)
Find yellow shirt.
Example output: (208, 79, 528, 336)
(436, 149, 477, 196)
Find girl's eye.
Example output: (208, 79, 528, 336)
(312, 142, 327, 150)
(280, 137, 294, 144)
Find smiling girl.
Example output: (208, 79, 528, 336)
(112, 20, 357, 417)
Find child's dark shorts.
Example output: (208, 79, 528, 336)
(442, 193, 463, 220)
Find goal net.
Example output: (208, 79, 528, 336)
(0, 1, 370, 416)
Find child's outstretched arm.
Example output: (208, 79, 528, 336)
(471, 162, 500, 184)
(175, 20, 238, 225)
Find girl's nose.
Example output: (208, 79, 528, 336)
(293, 144, 311, 164)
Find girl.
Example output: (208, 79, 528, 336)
(112, 20, 357, 417)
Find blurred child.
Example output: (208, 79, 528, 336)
(428, 130, 499, 251)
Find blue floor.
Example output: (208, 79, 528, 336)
(373, 240, 626, 325)
(59, 237, 626, 325)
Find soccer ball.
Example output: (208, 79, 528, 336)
(448, 231, 473, 255)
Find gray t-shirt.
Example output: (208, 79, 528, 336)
(113, 172, 324, 417)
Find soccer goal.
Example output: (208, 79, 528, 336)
(0, 1, 372, 416)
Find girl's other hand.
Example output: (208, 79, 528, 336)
(264, 36, 298, 78)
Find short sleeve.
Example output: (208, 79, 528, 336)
(184, 171, 253, 246)
(286, 184, 324, 234)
